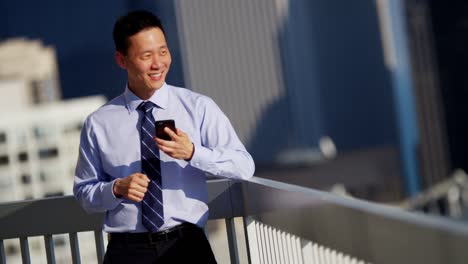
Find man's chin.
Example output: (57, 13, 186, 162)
(142, 84, 161, 92)
(147, 80, 165, 90)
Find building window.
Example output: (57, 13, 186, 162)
(6, 244, 18, 255)
(21, 174, 31, 184)
(38, 148, 58, 159)
(18, 152, 28, 162)
(0, 132, 6, 144)
(39, 172, 47, 182)
(54, 236, 66, 247)
(0, 155, 9, 166)
(33, 126, 53, 139)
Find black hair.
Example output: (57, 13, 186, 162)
(113, 10, 166, 54)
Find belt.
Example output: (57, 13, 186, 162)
(108, 222, 196, 244)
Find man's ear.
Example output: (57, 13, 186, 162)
(115, 51, 127, 69)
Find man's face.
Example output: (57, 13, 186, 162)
(116, 27, 171, 96)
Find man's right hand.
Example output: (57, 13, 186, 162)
(113, 173, 150, 202)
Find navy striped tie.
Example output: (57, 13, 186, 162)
(138, 101, 164, 232)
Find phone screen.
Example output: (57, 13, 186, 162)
(155, 119, 176, 141)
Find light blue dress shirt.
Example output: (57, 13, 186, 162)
(74, 83, 255, 233)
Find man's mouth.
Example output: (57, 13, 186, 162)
(149, 72, 162, 80)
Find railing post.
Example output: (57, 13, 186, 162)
(242, 217, 252, 264)
(94, 230, 105, 263)
(245, 217, 259, 264)
(44, 234, 56, 264)
(69, 232, 81, 264)
(0, 239, 5, 264)
(20, 237, 31, 264)
(265, 226, 273, 264)
(225, 217, 240, 264)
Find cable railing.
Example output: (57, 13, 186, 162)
(2, 176, 468, 264)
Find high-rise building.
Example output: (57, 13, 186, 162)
(0, 38, 62, 107)
(0, 38, 107, 264)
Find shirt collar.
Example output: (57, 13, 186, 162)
(124, 82, 170, 113)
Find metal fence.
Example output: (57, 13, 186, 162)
(246, 219, 368, 264)
(2, 177, 468, 264)
(400, 170, 468, 219)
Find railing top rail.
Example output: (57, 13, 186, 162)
(246, 176, 468, 235)
(0, 179, 239, 239)
(0, 195, 103, 239)
(243, 176, 468, 264)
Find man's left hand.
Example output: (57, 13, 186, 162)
(155, 128, 194, 160)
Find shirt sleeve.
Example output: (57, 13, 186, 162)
(73, 116, 123, 213)
(189, 97, 255, 180)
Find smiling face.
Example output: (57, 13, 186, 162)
(115, 27, 171, 99)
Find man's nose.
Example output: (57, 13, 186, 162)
(151, 56, 161, 68)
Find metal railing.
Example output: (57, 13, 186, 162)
(400, 170, 468, 218)
(2, 177, 468, 264)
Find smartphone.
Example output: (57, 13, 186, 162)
(155, 119, 176, 141)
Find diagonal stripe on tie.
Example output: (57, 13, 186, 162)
(142, 126, 154, 140)
(142, 141, 159, 159)
(142, 156, 161, 177)
(145, 190, 163, 206)
(138, 101, 164, 232)
(145, 116, 155, 127)
(150, 180, 163, 191)
(142, 214, 162, 229)
(142, 200, 164, 219)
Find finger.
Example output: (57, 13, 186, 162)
(129, 188, 147, 197)
(157, 140, 179, 150)
(126, 176, 148, 189)
(155, 137, 179, 148)
(176, 128, 188, 138)
(158, 144, 174, 154)
(155, 137, 171, 146)
(134, 173, 150, 182)
(128, 194, 143, 202)
(133, 173, 149, 181)
(130, 182, 148, 192)
(164, 127, 179, 140)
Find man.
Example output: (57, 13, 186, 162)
(73, 10, 255, 263)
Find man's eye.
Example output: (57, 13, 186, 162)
(161, 50, 167, 55)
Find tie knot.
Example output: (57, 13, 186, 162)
(138, 101, 155, 113)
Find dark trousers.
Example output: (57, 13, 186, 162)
(103, 223, 217, 264)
